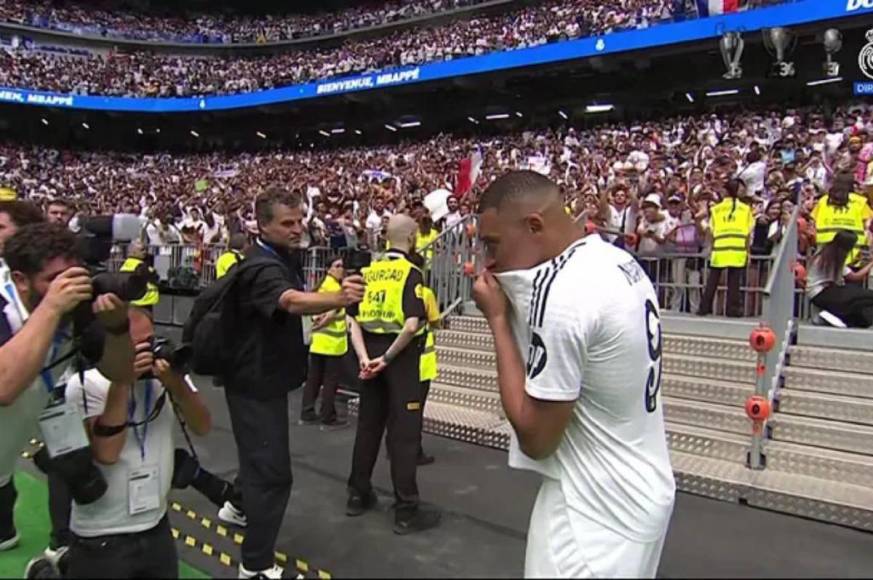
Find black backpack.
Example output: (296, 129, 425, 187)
(181, 257, 277, 376)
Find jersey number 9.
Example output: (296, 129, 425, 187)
(644, 299, 663, 413)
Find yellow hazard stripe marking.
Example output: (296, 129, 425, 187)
(170, 500, 332, 576)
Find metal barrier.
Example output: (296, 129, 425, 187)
(420, 216, 478, 317)
(635, 253, 774, 318)
(752, 206, 800, 467)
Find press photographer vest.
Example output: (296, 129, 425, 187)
(309, 275, 348, 357)
(709, 198, 753, 268)
(356, 253, 425, 336)
(120, 258, 159, 306)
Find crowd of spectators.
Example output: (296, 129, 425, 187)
(1, 103, 870, 252)
(0, 0, 491, 44)
(0, 0, 719, 98)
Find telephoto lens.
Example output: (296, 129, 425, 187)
(32, 446, 108, 505)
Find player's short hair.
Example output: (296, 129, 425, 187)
(255, 185, 303, 226)
(47, 198, 73, 209)
(5, 223, 79, 276)
(0, 200, 46, 228)
(478, 171, 560, 213)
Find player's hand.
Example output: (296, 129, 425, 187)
(93, 293, 129, 331)
(133, 342, 155, 379)
(43, 267, 93, 316)
(360, 357, 387, 379)
(341, 275, 366, 306)
(473, 270, 509, 322)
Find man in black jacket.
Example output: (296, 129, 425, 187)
(224, 186, 364, 579)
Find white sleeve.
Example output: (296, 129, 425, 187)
(524, 294, 592, 403)
(64, 372, 110, 420)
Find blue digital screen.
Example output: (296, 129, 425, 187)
(0, 0, 868, 113)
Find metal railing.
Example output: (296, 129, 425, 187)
(753, 205, 800, 467)
(635, 253, 774, 318)
(420, 216, 478, 318)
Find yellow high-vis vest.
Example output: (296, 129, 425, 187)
(120, 257, 159, 306)
(357, 254, 425, 336)
(813, 193, 872, 265)
(419, 286, 439, 382)
(415, 228, 439, 263)
(215, 250, 243, 279)
(309, 275, 348, 356)
(709, 198, 753, 268)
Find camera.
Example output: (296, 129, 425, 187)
(32, 444, 107, 506)
(343, 249, 372, 273)
(172, 448, 237, 508)
(147, 336, 190, 378)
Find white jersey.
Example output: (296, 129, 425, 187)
(495, 235, 675, 544)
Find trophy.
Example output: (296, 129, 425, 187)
(823, 29, 842, 78)
(763, 27, 796, 78)
(719, 32, 744, 80)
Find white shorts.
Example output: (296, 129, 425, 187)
(525, 478, 670, 579)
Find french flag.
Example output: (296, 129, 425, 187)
(696, 0, 743, 16)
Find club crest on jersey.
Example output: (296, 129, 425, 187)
(526, 331, 547, 379)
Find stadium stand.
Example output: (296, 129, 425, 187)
(0, 0, 793, 97)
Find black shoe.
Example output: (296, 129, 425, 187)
(0, 527, 19, 551)
(417, 453, 435, 466)
(299, 412, 320, 425)
(346, 492, 378, 517)
(394, 507, 441, 535)
(322, 417, 348, 427)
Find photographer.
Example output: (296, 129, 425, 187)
(0, 224, 134, 554)
(64, 307, 210, 578)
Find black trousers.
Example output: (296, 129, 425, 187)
(813, 285, 873, 328)
(0, 479, 15, 538)
(48, 471, 72, 549)
(699, 266, 744, 317)
(419, 381, 431, 456)
(226, 390, 292, 571)
(301, 353, 342, 422)
(67, 515, 177, 579)
(349, 339, 423, 513)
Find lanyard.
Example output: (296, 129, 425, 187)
(128, 381, 154, 462)
(256, 239, 281, 259)
(39, 329, 69, 395)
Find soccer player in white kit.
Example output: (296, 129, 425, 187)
(473, 171, 676, 579)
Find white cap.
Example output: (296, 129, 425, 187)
(642, 194, 662, 209)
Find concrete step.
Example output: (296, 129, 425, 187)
(778, 390, 873, 427)
(746, 469, 873, 532)
(765, 440, 873, 489)
(782, 366, 873, 400)
(770, 413, 873, 456)
(662, 354, 757, 385)
(663, 397, 750, 437)
(790, 345, 873, 375)
(437, 328, 756, 362)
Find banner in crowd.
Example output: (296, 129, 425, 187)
(0, 0, 867, 113)
(455, 148, 483, 197)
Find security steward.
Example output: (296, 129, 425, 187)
(215, 234, 249, 279)
(415, 213, 440, 266)
(346, 214, 441, 535)
(813, 172, 873, 267)
(408, 252, 439, 466)
(119, 241, 159, 310)
(699, 179, 754, 317)
(300, 258, 347, 426)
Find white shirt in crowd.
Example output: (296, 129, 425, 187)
(495, 236, 675, 575)
(605, 204, 637, 243)
(444, 211, 463, 229)
(66, 371, 175, 538)
(637, 215, 672, 256)
(736, 160, 767, 195)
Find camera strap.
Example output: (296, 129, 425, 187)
(165, 389, 199, 463)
